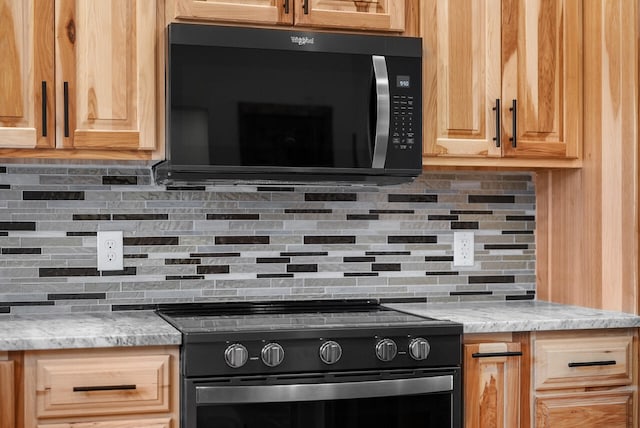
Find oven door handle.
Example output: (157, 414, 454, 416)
(195, 374, 453, 404)
(371, 55, 390, 169)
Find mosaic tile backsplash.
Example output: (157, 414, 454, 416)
(0, 163, 536, 314)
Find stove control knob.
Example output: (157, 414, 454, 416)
(319, 341, 342, 365)
(409, 337, 431, 361)
(261, 343, 285, 367)
(224, 343, 248, 369)
(375, 338, 398, 362)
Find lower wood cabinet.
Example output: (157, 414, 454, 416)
(0, 355, 16, 428)
(463, 334, 527, 428)
(531, 329, 637, 428)
(38, 419, 172, 428)
(22, 346, 179, 428)
(535, 390, 634, 428)
(464, 328, 638, 428)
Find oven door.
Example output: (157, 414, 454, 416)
(184, 368, 461, 428)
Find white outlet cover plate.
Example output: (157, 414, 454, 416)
(97, 231, 124, 271)
(453, 231, 474, 267)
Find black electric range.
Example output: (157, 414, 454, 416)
(157, 299, 463, 428)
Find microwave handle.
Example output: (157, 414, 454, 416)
(371, 55, 390, 169)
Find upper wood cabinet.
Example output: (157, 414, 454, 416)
(0, 0, 159, 159)
(168, 0, 406, 32)
(0, 0, 51, 149)
(423, 0, 582, 167)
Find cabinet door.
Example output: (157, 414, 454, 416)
(0, 360, 15, 428)
(55, 0, 157, 151)
(0, 0, 54, 149)
(169, 0, 292, 25)
(501, 0, 582, 159)
(295, 0, 405, 32)
(39, 419, 172, 428)
(423, 0, 502, 159)
(535, 391, 633, 428)
(464, 342, 521, 428)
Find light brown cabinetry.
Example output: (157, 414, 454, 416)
(532, 329, 637, 428)
(0, 356, 16, 428)
(463, 334, 526, 428)
(0, 0, 159, 159)
(22, 346, 179, 428)
(168, 0, 405, 32)
(422, 0, 582, 168)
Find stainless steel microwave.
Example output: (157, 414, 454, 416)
(154, 24, 423, 185)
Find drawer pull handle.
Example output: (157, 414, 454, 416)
(73, 384, 137, 392)
(472, 351, 523, 358)
(568, 360, 617, 368)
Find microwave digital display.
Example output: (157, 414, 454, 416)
(397, 76, 411, 88)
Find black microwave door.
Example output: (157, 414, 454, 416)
(169, 45, 376, 170)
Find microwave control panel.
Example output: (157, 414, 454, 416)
(391, 94, 416, 151)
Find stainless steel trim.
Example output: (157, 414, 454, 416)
(371, 55, 390, 169)
(195, 374, 453, 404)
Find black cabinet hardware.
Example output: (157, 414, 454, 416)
(509, 99, 517, 147)
(493, 98, 501, 147)
(63, 82, 70, 138)
(568, 360, 616, 368)
(472, 351, 523, 359)
(41, 81, 47, 137)
(73, 384, 137, 392)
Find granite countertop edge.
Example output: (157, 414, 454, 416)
(0, 311, 182, 351)
(1, 300, 640, 351)
(383, 300, 640, 334)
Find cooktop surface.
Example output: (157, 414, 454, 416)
(156, 299, 458, 334)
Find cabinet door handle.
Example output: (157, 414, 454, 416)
(568, 360, 617, 368)
(41, 81, 48, 137)
(472, 351, 523, 358)
(63, 82, 70, 138)
(73, 384, 137, 392)
(509, 99, 517, 147)
(492, 99, 501, 147)
(284, 0, 289, 14)
(303, 0, 309, 14)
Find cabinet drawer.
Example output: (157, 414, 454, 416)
(39, 418, 172, 428)
(535, 390, 634, 428)
(534, 331, 633, 390)
(35, 354, 171, 418)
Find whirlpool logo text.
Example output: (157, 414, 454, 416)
(290, 36, 315, 46)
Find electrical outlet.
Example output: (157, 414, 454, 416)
(453, 231, 474, 267)
(97, 231, 123, 271)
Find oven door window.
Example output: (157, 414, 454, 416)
(197, 392, 453, 428)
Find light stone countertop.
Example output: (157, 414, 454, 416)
(1, 301, 639, 351)
(0, 311, 181, 351)
(383, 300, 640, 334)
